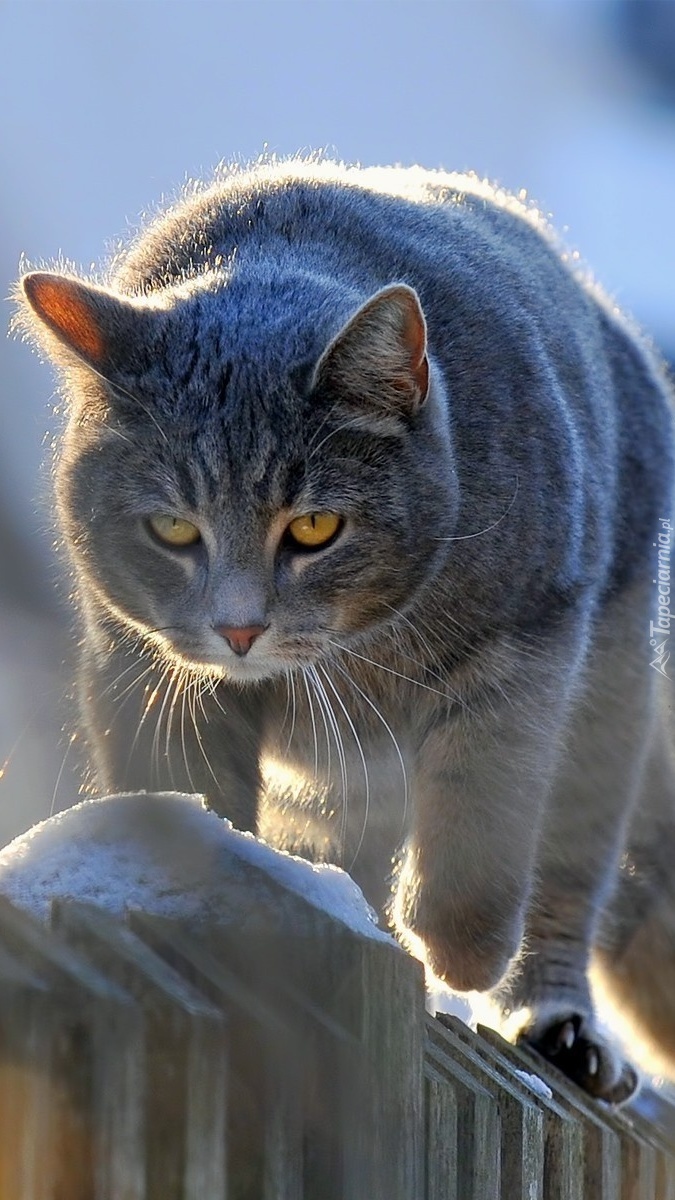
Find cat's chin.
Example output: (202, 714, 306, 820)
(215, 659, 282, 684)
(188, 652, 291, 686)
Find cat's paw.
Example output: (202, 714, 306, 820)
(519, 1011, 638, 1104)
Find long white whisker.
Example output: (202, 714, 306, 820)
(300, 667, 319, 778)
(285, 669, 298, 754)
(188, 677, 222, 793)
(125, 661, 173, 779)
(332, 659, 410, 843)
(327, 640, 451, 700)
(179, 678, 198, 794)
(163, 667, 186, 790)
(152, 664, 179, 787)
(50, 731, 78, 818)
(307, 666, 331, 779)
(435, 476, 519, 542)
(205, 677, 229, 721)
(99, 659, 153, 702)
(306, 416, 381, 463)
(88, 360, 170, 445)
(308, 664, 348, 859)
(318, 663, 370, 874)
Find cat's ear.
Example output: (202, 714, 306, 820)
(314, 284, 429, 416)
(20, 272, 148, 375)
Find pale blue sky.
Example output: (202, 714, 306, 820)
(2, 0, 675, 529)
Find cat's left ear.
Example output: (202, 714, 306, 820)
(19, 271, 151, 375)
(313, 284, 429, 416)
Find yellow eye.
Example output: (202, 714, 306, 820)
(148, 515, 201, 547)
(287, 512, 342, 549)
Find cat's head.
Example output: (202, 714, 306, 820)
(17, 268, 458, 682)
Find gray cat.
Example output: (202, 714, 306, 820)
(15, 159, 675, 1102)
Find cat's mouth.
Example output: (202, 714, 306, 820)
(158, 628, 326, 685)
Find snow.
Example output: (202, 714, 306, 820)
(0, 791, 394, 943)
(514, 1069, 554, 1101)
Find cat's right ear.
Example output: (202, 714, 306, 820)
(312, 284, 430, 418)
(19, 272, 149, 375)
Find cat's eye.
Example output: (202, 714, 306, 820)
(148, 515, 202, 547)
(287, 512, 342, 550)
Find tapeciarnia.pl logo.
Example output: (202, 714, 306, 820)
(650, 517, 672, 677)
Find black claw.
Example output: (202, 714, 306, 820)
(519, 1012, 638, 1104)
(558, 1020, 576, 1051)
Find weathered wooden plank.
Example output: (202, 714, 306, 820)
(130, 913, 312, 1198)
(425, 1069, 459, 1200)
(425, 1043, 500, 1199)
(441, 1015, 585, 1200)
(262, 1048, 305, 1200)
(0, 944, 55, 1200)
(132, 908, 426, 1200)
(356, 940, 426, 1200)
(619, 1092, 675, 1200)
(478, 1023, 622, 1200)
(655, 1151, 675, 1200)
(427, 1014, 544, 1200)
(506, 1032, 661, 1200)
(0, 896, 144, 1200)
(52, 900, 227, 1200)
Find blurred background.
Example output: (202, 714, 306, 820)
(1, 0, 674, 844)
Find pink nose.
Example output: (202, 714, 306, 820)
(216, 624, 267, 656)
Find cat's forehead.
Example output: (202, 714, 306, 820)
(146, 353, 319, 515)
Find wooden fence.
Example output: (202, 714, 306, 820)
(0, 877, 673, 1198)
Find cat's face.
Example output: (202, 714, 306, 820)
(22, 273, 458, 682)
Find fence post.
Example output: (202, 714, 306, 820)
(0, 895, 145, 1200)
(51, 900, 228, 1200)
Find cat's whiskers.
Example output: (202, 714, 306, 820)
(98, 421, 133, 445)
(330, 658, 409, 845)
(381, 603, 457, 688)
(304, 402, 343, 459)
(285, 670, 298, 755)
(307, 664, 348, 860)
(205, 677, 229, 722)
(434, 475, 520, 543)
(150, 663, 180, 788)
(195, 677, 210, 725)
(179, 683, 198, 794)
(306, 415, 380, 463)
(318, 662, 371, 872)
(304, 665, 331, 780)
(163, 665, 188, 791)
(328, 638, 470, 708)
(88, 363, 171, 446)
(187, 674, 222, 795)
(300, 667, 319, 779)
(103, 661, 158, 708)
(50, 731, 78, 819)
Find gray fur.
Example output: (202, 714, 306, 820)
(16, 159, 675, 1101)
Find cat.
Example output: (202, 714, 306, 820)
(15, 158, 675, 1103)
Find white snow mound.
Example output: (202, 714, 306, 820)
(0, 791, 394, 942)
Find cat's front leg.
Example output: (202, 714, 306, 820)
(394, 625, 588, 995)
